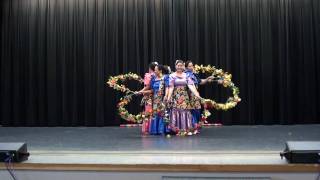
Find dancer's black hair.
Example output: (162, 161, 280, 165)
(156, 64, 166, 73)
(163, 65, 171, 74)
(175, 59, 184, 65)
(149, 61, 158, 71)
(185, 60, 193, 67)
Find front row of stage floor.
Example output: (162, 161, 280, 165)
(0, 124, 319, 180)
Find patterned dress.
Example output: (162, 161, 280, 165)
(185, 70, 202, 129)
(164, 74, 170, 90)
(164, 74, 170, 100)
(169, 72, 195, 134)
(149, 76, 167, 135)
(141, 73, 153, 134)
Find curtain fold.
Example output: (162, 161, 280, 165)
(0, 0, 319, 126)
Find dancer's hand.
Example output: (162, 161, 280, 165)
(166, 98, 172, 104)
(165, 98, 172, 108)
(196, 95, 202, 100)
(163, 96, 168, 102)
(209, 76, 215, 80)
(206, 76, 214, 83)
(134, 91, 142, 95)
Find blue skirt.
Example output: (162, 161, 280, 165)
(191, 109, 201, 128)
(149, 115, 169, 135)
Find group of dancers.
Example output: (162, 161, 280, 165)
(136, 60, 214, 136)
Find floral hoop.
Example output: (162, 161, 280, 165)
(107, 72, 146, 123)
(117, 94, 152, 123)
(110, 73, 170, 123)
(107, 72, 143, 94)
(108, 66, 241, 124)
(118, 94, 169, 123)
(194, 64, 241, 122)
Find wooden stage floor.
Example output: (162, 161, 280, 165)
(0, 125, 319, 172)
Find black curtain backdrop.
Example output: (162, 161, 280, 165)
(1, 0, 319, 126)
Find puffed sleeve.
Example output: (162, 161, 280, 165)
(186, 71, 199, 85)
(186, 73, 195, 85)
(150, 75, 155, 89)
(144, 73, 152, 86)
(169, 73, 175, 87)
(164, 75, 170, 87)
(194, 73, 201, 85)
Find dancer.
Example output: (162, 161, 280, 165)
(142, 65, 168, 135)
(185, 60, 213, 133)
(166, 60, 201, 136)
(138, 64, 171, 135)
(137, 62, 158, 134)
(163, 65, 172, 102)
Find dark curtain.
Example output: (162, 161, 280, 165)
(1, 0, 319, 126)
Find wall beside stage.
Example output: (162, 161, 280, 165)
(0, 170, 319, 180)
(0, 0, 319, 126)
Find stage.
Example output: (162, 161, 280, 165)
(0, 125, 319, 178)
(1, 0, 320, 179)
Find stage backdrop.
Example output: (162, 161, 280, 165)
(1, 0, 319, 126)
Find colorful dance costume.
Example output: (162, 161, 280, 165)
(185, 70, 202, 130)
(169, 73, 195, 134)
(141, 73, 153, 134)
(149, 75, 167, 135)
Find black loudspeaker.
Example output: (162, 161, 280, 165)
(280, 141, 320, 163)
(0, 142, 30, 162)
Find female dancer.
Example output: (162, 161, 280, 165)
(163, 65, 171, 102)
(166, 60, 201, 136)
(137, 62, 158, 134)
(185, 60, 213, 133)
(139, 64, 169, 135)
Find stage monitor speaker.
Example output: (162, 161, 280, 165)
(280, 141, 320, 163)
(0, 142, 30, 162)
